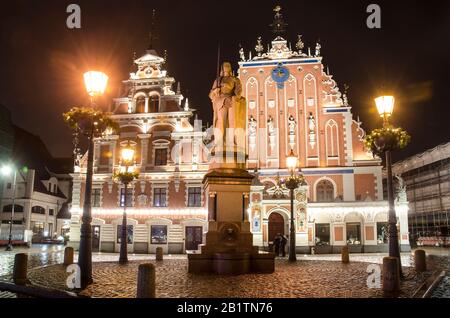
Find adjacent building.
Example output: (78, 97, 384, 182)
(0, 125, 72, 244)
(0, 105, 15, 205)
(392, 142, 450, 247)
(68, 7, 410, 254)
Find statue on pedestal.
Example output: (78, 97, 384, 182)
(209, 62, 246, 152)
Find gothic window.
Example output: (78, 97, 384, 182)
(120, 188, 133, 207)
(188, 187, 202, 207)
(325, 120, 339, 158)
(149, 94, 159, 113)
(153, 188, 167, 207)
(316, 180, 334, 202)
(92, 189, 101, 207)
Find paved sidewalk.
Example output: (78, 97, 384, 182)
(20, 258, 431, 298)
(1, 246, 448, 298)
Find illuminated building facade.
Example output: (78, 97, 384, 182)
(69, 47, 210, 254)
(69, 8, 410, 254)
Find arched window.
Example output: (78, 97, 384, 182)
(149, 94, 159, 113)
(316, 180, 334, 202)
(2, 204, 24, 213)
(135, 96, 146, 113)
(32, 206, 46, 214)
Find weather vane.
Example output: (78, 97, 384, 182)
(270, 5, 288, 35)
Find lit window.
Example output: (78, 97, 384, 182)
(315, 223, 330, 245)
(120, 188, 133, 207)
(346, 223, 361, 245)
(153, 188, 167, 207)
(92, 189, 101, 207)
(188, 187, 202, 207)
(149, 95, 159, 113)
(31, 222, 45, 235)
(117, 225, 133, 244)
(316, 180, 334, 202)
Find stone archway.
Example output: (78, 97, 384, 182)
(268, 212, 285, 243)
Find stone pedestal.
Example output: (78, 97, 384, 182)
(188, 155, 275, 274)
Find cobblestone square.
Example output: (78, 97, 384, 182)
(1, 246, 449, 298)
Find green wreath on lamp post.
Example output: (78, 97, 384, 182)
(364, 125, 411, 156)
(63, 107, 119, 137)
(113, 171, 140, 185)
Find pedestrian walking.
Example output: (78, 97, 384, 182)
(280, 234, 288, 257)
(273, 233, 281, 256)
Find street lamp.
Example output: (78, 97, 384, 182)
(285, 149, 303, 262)
(375, 95, 402, 275)
(117, 141, 136, 264)
(84, 71, 109, 98)
(1, 164, 17, 251)
(78, 71, 109, 288)
(375, 96, 395, 123)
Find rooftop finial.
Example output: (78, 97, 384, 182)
(148, 9, 157, 50)
(255, 36, 264, 56)
(270, 5, 288, 36)
(295, 35, 304, 53)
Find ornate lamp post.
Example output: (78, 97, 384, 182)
(77, 71, 109, 288)
(366, 95, 410, 277)
(375, 96, 402, 273)
(285, 149, 306, 262)
(1, 164, 17, 251)
(114, 141, 138, 264)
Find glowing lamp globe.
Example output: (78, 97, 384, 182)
(286, 149, 298, 172)
(375, 95, 395, 118)
(84, 71, 109, 97)
(121, 146, 135, 163)
(1, 164, 13, 176)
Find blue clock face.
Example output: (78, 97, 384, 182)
(271, 64, 290, 88)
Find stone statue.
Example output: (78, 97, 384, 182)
(267, 116, 275, 136)
(239, 47, 245, 61)
(315, 42, 321, 57)
(288, 115, 296, 135)
(248, 115, 257, 136)
(308, 113, 316, 132)
(209, 62, 246, 150)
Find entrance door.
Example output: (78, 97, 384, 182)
(268, 212, 285, 243)
(185, 226, 203, 251)
(92, 226, 101, 252)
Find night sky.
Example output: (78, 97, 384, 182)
(1, 0, 449, 161)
